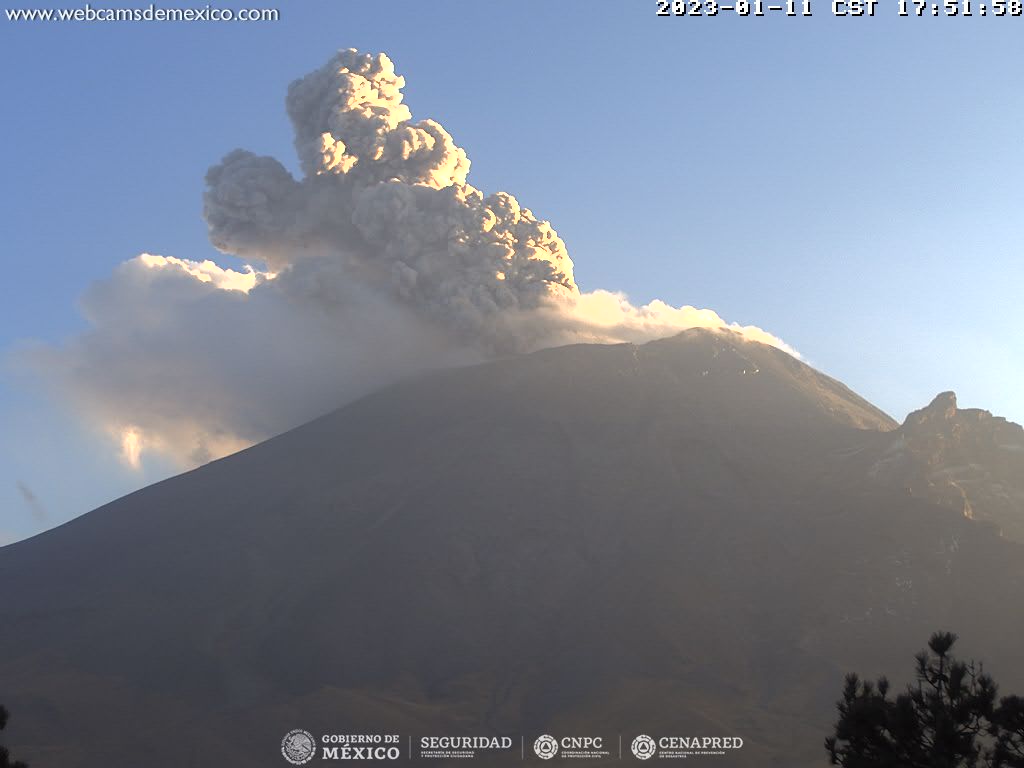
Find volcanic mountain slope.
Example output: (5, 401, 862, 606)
(2, 328, 1023, 768)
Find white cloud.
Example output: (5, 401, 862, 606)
(26, 48, 792, 469)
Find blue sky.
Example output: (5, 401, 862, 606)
(2, 1, 1022, 543)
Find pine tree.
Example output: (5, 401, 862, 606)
(991, 695, 1024, 768)
(0, 705, 29, 768)
(825, 632, 1024, 768)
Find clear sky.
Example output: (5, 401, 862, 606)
(2, 0, 1022, 544)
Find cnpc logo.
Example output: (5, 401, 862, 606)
(533, 735, 558, 760)
(533, 735, 604, 759)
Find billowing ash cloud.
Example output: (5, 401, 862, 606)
(204, 49, 576, 350)
(26, 48, 793, 468)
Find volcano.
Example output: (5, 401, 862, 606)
(2, 328, 1023, 767)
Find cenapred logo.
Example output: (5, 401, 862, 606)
(634, 735, 744, 760)
(281, 729, 317, 765)
(631, 734, 657, 760)
(534, 734, 559, 760)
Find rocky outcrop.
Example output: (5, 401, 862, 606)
(871, 391, 1024, 542)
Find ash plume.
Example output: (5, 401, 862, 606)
(26, 48, 792, 468)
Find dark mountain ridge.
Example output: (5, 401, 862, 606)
(1, 328, 1022, 767)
